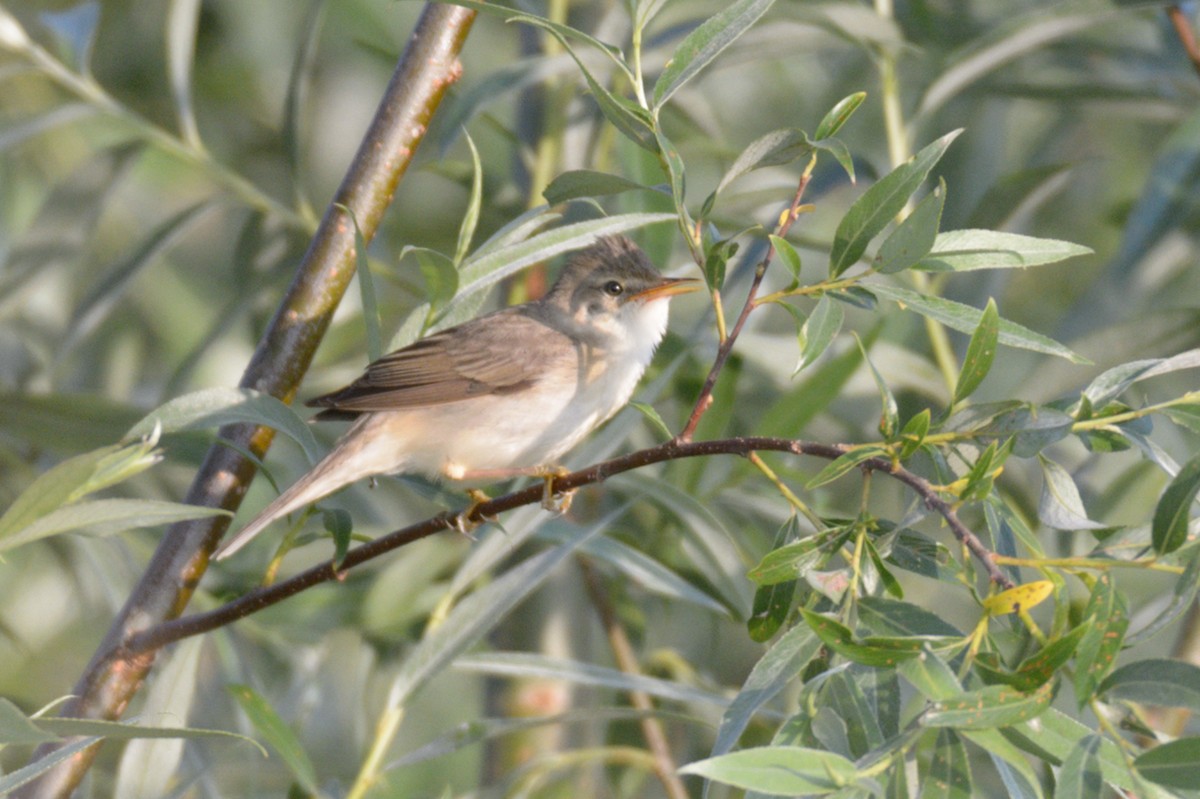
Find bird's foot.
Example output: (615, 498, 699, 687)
(538, 466, 575, 514)
(453, 488, 496, 537)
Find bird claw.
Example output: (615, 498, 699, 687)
(453, 489, 496, 537)
(539, 467, 575, 514)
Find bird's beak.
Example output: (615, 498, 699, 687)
(632, 277, 700, 303)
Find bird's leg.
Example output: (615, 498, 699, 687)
(536, 465, 574, 514)
(453, 488, 495, 537)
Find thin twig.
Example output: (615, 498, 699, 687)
(1169, 5, 1200, 79)
(578, 558, 689, 799)
(678, 173, 812, 441)
(122, 436, 1011, 658)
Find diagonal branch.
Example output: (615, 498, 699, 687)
(17, 6, 477, 798)
(121, 435, 1012, 659)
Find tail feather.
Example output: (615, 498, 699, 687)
(214, 418, 392, 560)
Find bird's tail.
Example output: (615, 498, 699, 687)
(214, 417, 387, 560)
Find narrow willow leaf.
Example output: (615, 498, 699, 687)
(976, 625, 1087, 693)
(709, 624, 822, 759)
(656, 127, 691, 233)
(228, 685, 318, 794)
(456, 652, 725, 707)
(1151, 453, 1200, 554)
(769, 234, 802, 280)
(1073, 574, 1128, 706)
(0, 499, 229, 552)
(0, 698, 58, 745)
(455, 130, 484, 265)
(748, 517, 800, 641)
(520, 17, 656, 151)
(747, 525, 850, 586)
(652, 0, 778, 108)
(581, 535, 726, 614)
(448, 213, 676, 320)
(344, 205, 382, 363)
(869, 283, 1088, 363)
(1134, 737, 1200, 790)
(898, 646, 962, 701)
(858, 596, 962, 638)
(806, 446, 887, 490)
(628, 400, 672, 441)
(924, 729, 972, 799)
(814, 92, 866, 141)
(877, 178, 944, 275)
(0, 738, 101, 794)
(800, 610, 931, 667)
(679, 746, 857, 794)
(982, 581, 1053, 617)
(1128, 551, 1200, 645)
(166, 0, 202, 147)
(897, 409, 931, 459)
(829, 130, 961, 277)
(543, 170, 656, 204)
(715, 129, 812, 197)
(1038, 457, 1105, 531)
(953, 297, 999, 404)
(126, 387, 322, 465)
(856, 335, 898, 437)
(1055, 734, 1103, 799)
(923, 681, 1056, 730)
(796, 295, 843, 373)
(405, 246, 459, 313)
(915, 229, 1092, 272)
(1099, 659, 1200, 712)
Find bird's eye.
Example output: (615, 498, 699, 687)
(604, 280, 624, 296)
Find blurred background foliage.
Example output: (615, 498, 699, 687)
(1, 0, 1200, 796)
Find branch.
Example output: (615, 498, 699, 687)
(17, 6, 477, 797)
(1169, 4, 1200, 80)
(678, 173, 812, 441)
(121, 436, 1012, 658)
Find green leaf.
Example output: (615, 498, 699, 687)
(914, 229, 1092, 272)
(447, 213, 676, 320)
(953, 297, 999, 405)
(1135, 737, 1200, 790)
(898, 646, 962, 701)
(126, 387, 322, 465)
(796, 295, 844, 373)
(1128, 550, 1200, 645)
(0, 498, 230, 552)
(543, 170, 656, 205)
(814, 91, 866, 141)
(828, 130, 961, 277)
(344, 205, 382, 363)
(1099, 659, 1200, 712)
(857, 335, 898, 438)
(455, 130, 484, 265)
(748, 517, 800, 641)
(228, 684, 319, 794)
(0, 738, 101, 796)
(925, 729, 972, 799)
(877, 178, 945, 275)
(408, 246, 459, 312)
(1151, 453, 1200, 555)
(1038, 457, 1105, 531)
(769, 234, 803, 280)
(0, 698, 58, 745)
(714, 129, 813, 198)
(1073, 574, 1128, 706)
(857, 596, 963, 638)
(747, 524, 851, 586)
(800, 610, 933, 667)
(806, 446, 888, 490)
(897, 409, 931, 459)
(166, 0, 202, 148)
(922, 681, 1056, 730)
(629, 400, 673, 441)
(976, 624, 1087, 692)
(0, 438, 162, 546)
(679, 745, 857, 794)
(710, 623, 821, 759)
(868, 283, 1088, 363)
(652, 0, 778, 108)
(1057, 735, 1103, 799)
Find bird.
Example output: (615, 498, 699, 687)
(214, 235, 696, 560)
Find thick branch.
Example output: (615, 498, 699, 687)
(122, 436, 1012, 658)
(18, 6, 477, 797)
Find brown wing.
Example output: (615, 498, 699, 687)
(306, 309, 557, 420)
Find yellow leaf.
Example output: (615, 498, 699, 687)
(983, 580, 1054, 616)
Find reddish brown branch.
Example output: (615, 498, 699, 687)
(121, 436, 1011, 658)
(678, 174, 812, 441)
(1169, 5, 1200, 80)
